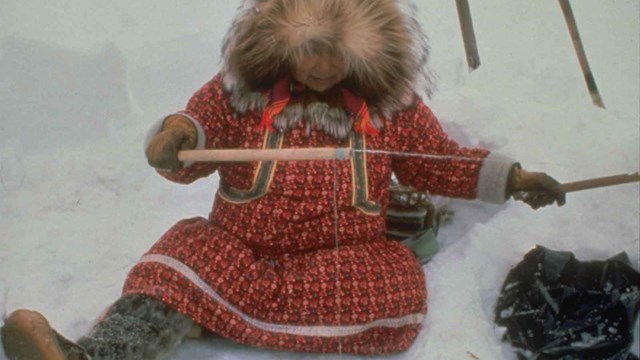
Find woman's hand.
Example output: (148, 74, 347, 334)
(145, 115, 197, 172)
(509, 166, 566, 209)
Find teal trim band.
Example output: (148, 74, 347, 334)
(351, 134, 380, 215)
(219, 131, 282, 203)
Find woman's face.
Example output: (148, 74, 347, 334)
(292, 49, 347, 92)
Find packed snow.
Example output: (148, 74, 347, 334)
(1, 1, 638, 359)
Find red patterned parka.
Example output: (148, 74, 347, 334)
(123, 75, 514, 355)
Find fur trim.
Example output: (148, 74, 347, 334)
(221, 0, 434, 122)
(273, 85, 383, 139)
(273, 102, 353, 138)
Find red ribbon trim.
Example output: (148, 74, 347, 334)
(260, 78, 379, 137)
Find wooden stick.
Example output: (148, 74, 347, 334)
(561, 172, 640, 193)
(558, 0, 605, 108)
(456, 0, 481, 71)
(178, 148, 353, 163)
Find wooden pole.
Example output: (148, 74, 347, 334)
(561, 172, 640, 193)
(558, 0, 606, 108)
(456, 0, 481, 71)
(178, 148, 353, 163)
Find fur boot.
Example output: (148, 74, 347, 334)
(77, 294, 194, 360)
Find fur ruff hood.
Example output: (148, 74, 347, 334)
(220, 0, 434, 136)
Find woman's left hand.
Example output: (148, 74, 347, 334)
(509, 166, 566, 209)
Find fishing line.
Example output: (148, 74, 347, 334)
(353, 149, 486, 161)
(353, 149, 640, 170)
(331, 158, 344, 355)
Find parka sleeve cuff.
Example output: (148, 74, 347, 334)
(143, 112, 207, 168)
(476, 154, 518, 204)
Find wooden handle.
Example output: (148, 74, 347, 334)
(561, 172, 640, 192)
(178, 148, 353, 163)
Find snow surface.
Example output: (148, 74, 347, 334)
(1, 0, 638, 359)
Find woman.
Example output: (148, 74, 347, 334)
(1, 0, 565, 358)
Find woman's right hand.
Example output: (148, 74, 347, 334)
(145, 115, 197, 172)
